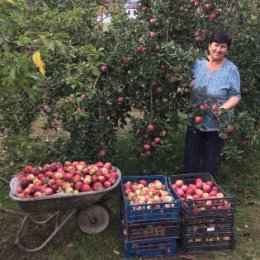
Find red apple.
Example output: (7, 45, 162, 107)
(194, 1, 201, 7)
(98, 149, 106, 157)
(136, 45, 145, 53)
(44, 187, 54, 196)
(100, 64, 109, 73)
(181, 185, 188, 192)
(104, 181, 112, 189)
(186, 188, 194, 195)
(81, 183, 91, 192)
(93, 182, 103, 191)
(122, 56, 130, 64)
(147, 123, 155, 132)
(118, 96, 125, 104)
(143, 144, 150, 150)
(216, 8, 222, 16)
(139, 179, 147, 186)
(202, 183, 211, 193)
(64, 173, 73, 182)
(74, 181, 83, 191)
(140, 5, 148, 13)
(176, 188, 185, 197)
(195, 189, 203, 197)
(194, 116, 203, 123)
(34, 191, 42, 198)
(196, 181, 203, 189)
(149, 32, 158, 39)
(175, 180, 184, 188)
(149, 17, 158, 24)
(97, 175, 106, 183)
(103, 162, 111, 170)
(24, 165, 33, 174)
(216, 192, 224, 198)
(204, 3, 212, 10)
(208, 13, 216, 20)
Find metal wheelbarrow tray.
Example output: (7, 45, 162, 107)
(9, 167, 121, 252)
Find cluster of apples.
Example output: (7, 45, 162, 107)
(14, 161, 119, 198)
(122, 179, 176, 210)
(135, 123, 162, 158)
(171, 178, 231, 212)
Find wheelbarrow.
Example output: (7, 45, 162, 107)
(9, 167, 121, 252)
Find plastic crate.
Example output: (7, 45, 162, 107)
(123, 237, 177, 258)
(121, 175, 180, 223)
(181, 232, 235, 254)
(120, 213, 181, 242)
(182, 215, 234, 236)
(168, 172, 236, 218)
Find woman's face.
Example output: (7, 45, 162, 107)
(208, 42, 228, 62)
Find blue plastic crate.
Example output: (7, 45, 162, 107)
(168, 172, 236, 219)
(121, 175, 180, 223)
(120, 209, 181, 242)
(123, 237, 177, 258)
(181, 232, 235, 254)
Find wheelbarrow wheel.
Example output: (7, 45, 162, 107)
(77, 204, 110, 234)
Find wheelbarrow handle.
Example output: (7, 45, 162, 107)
(15, 209, 78, 252)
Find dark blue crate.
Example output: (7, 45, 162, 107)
(121, 175, 180, 223)
(120, 210, 181, 242)
(181, 232, 235, 254)
(168, 172, 236, 219)
(123, 237, 177, 258)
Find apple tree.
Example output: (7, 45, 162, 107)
(0, 0, 259, 172)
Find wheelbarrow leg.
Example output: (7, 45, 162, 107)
(15, 209, 77, 252)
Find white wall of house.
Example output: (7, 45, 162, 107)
(125, 8, 137, 19)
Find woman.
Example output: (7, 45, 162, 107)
(184, 29, 241, 174)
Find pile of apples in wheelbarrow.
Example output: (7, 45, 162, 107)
(14, 161, 119, 198)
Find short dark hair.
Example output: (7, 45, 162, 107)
(209, 30, 232, 48)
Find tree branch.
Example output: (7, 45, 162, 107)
(0, 177, 9, 185)
(0, 206, 24, 216)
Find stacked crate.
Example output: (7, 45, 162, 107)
(168, 172, 236, 254)
(120, 175, 181, 259)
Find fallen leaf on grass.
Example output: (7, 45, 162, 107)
(242, 230, 250, 237)
(178, 255, 195, 260)
(233, 183, 242, 191)
(113, 249, 120, 255)
(246, 199, 255, 206)
(66, 243, 74, 248)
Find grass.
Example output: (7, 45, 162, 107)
(0, 129, 260, 260)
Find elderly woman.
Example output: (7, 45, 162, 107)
(184, 29, 241, 174)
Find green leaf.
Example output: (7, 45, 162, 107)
(17, 36, 31, 46)
(10, 67, 16, 79)
(45, 40, 55, 51)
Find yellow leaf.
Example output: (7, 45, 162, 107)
(113, 249, 120, 255)
(32, 51, 46, 76)
(160, 130, 166, 137)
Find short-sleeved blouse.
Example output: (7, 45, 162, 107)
(188, 58, 241, 131)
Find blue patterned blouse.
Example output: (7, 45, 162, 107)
(188, 58, 241, 131)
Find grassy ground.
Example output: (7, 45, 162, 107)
(0, 129, 260, 260)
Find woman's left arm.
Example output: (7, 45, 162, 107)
(220, 96, 240, 110)
(220, 64, 241, 110)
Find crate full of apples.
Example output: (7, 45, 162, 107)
(168, 172, 236, 218)
(121, 175, 180, 223)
